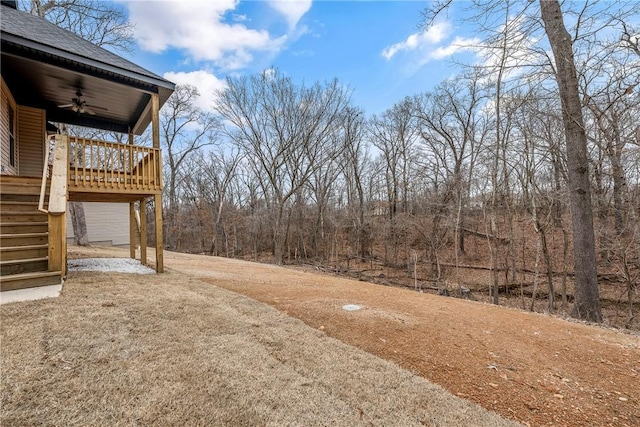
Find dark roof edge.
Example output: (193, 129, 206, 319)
(1, 32, 175, 92)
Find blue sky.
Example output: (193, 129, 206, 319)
(118, 1, 480, 115)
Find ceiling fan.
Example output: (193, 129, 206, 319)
(57, 91, 107, 115)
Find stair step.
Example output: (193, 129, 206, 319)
(0, 181, 43, 195)
(0, 177, 48, 202)
(2, 184, 42, 201)
(0, 244, 49, 260)
(0, 193, 42, 203)
(0, 233, 48, 246)
(0, 257, 48, 275)
(0, 212, 47, 222)
(0, 177, 55, 287)
(0, 271, 61, 292)
(0, 222, 48, 234)
(0, 201, 40, 212)
(0, 183, 44, 195)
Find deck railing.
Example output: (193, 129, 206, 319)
(67, 136, 162, 194)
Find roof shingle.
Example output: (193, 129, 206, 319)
(0, 5, 170, 85)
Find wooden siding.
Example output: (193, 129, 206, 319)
(66, 202, 129, 246)
(1, 77, 18, 176)
(17, 106, 45, 177)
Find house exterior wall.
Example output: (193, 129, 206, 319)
(16, 105, 45, 177)
(66, 202, 130, 246)
(1, 77, 18, 175)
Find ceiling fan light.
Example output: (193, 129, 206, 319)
(72, 105, 79, 112)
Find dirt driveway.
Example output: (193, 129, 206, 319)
(159, 250, 640, 427)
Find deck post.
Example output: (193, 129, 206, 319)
(129, 202, 136, 259)
(151, 92, 164, 273)
(129, 126, 137, 259)
(140, 198, 147, 265)
(48, 135, 68, 275)
(154, 194, 164, 272)
(48, 213, 66, 275)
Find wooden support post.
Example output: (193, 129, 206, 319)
(47, 135, 68, 275)
(129, 202, 136, 259)
(61, 213, 67, 276)
(140, 199, 147, 266)
(151, 94, 160, 149)
(150, 92, 164, 273)
(48, 213, 66, 274)
(154, 194, 164, 273)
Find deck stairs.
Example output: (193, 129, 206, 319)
(0, 176, 62, 291)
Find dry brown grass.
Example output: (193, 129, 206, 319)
(1, 251, 518, 426)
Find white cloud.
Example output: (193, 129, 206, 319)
(382, 22, 452, 60)
(268, 0, 312, 29)
(127, 0, 287, 70)
(430, 36, 480, 60)
(473, 15, 542, 85)
(382, 21, 480, 69)
(164, 70, 227, 113)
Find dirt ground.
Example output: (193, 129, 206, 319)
(152, 248, 640, 427)
(1, 246, 517, 427)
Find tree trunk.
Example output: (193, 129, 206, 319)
(540, 0, 601, 322)
(69, 201, 89, 246)
(540, 227, 555, 312)
(609, 141, 627, 235)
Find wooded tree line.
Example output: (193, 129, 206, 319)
(158, 1, 639, 325)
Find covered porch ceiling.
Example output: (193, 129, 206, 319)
(0, 4, 174, 135)
(1, 49, 172, 135)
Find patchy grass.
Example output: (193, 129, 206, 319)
(1, 263, 517, 426)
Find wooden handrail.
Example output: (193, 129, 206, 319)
(38, 137, 52, 213)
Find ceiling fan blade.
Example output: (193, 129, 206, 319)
(57, 103, 74, 108)
(83, 106, 97, 115)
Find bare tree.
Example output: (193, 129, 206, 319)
(369, 98, 417, 221)
(340, 107, 369, 260)
(419, 0, 611, 321)
(539, 0, 601, 321)
(308, 111, 364, 261)
(369, 97, 418, 267)
(182, 148, 243, 256)
(415, 74, 485, 294)
(161, 84, 219, 250)
(23, 0, 133, 51)
(215, 70, 352, 264)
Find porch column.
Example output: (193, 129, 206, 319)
(140, 198, 147, 265)
(48, 135, 68, 275)
(48, 213, 66, 275)
(129, 202, 136, 259)
(128, 131, 136, 259)
(151, 92, 164, 272)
